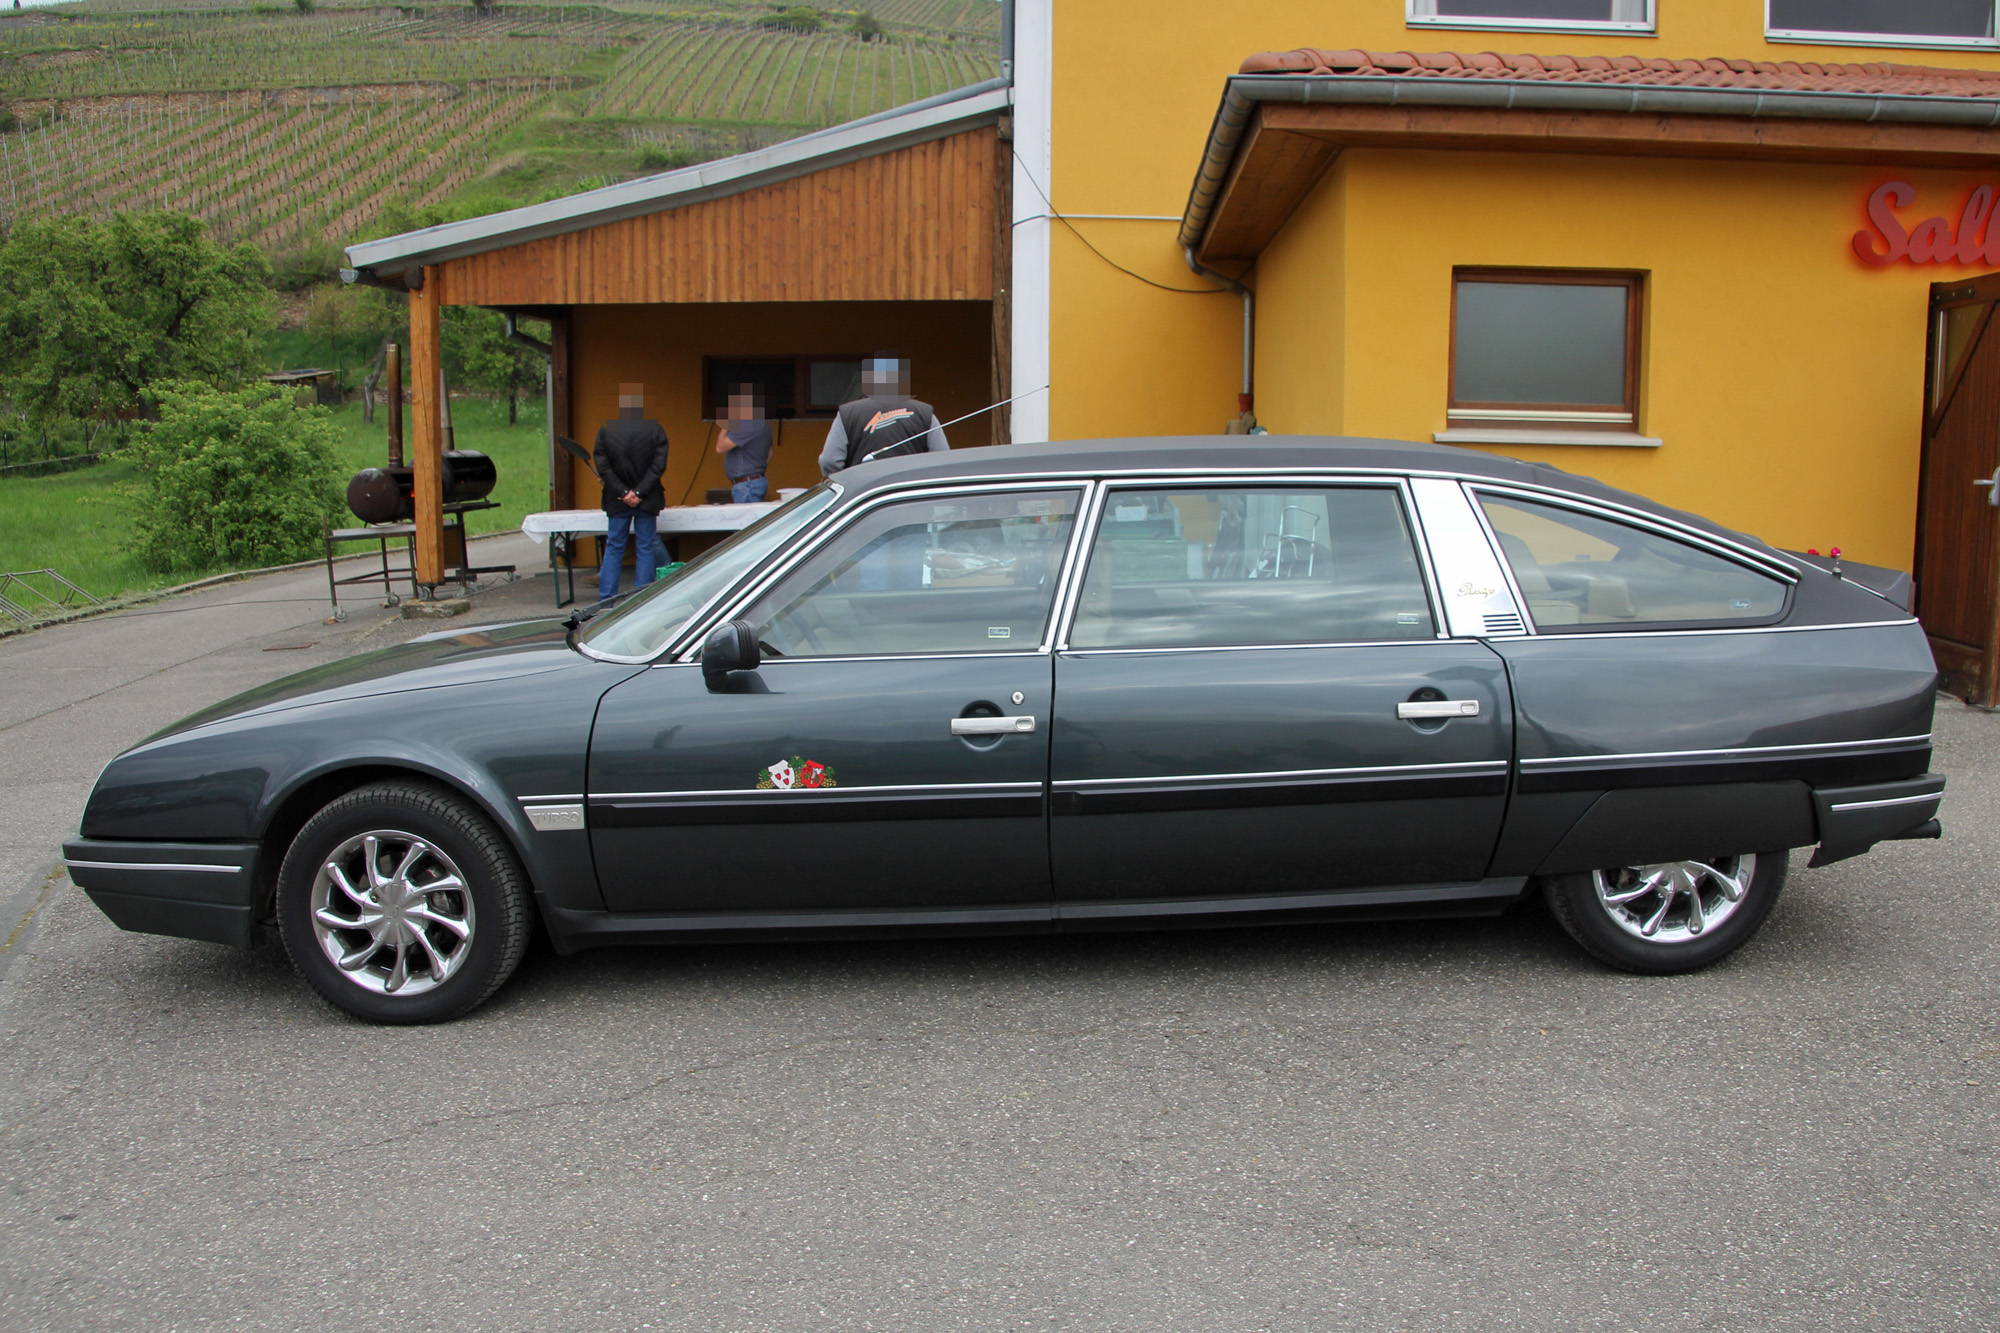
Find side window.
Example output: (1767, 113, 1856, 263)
(1476, 493, 1787, 630)
(1067, 487, 1436, 650)
(745, 490, 1080, 657)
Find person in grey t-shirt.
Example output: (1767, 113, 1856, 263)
(714, 384, 775, 503)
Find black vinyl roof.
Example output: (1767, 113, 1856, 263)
(838, 434, 1770, 554)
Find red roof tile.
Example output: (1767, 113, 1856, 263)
(1239, 48, 2000, 98)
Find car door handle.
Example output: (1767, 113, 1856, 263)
(1397, 700, 1481, 719)
(951, 715, 1036, 735)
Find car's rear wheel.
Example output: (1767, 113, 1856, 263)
(276, 781, 530, 1023)
(1542, 852, 1787, 974)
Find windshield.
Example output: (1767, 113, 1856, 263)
(576, 484, 839, 660)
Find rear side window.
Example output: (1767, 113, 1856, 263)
(1476, 493, 1786, 630)
(1067, 487, 1437, 649)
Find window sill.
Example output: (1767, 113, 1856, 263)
(1433, 428, 1662, 449)
(1407, 18, 1655, 36)
(1766, 29, 1999, 52)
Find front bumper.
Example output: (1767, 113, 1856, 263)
(62, 839, 262, 949)
(1809, 774, 1946, 868)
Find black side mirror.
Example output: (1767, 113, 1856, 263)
(701, 619, 761, 688)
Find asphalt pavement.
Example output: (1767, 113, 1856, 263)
(0, 545, 1994, 1332)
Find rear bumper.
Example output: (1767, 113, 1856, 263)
(62, 838, 262, 949)
(1809, 774, 1946, 868)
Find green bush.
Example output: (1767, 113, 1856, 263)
(129, 381, 343, 577)
(759, 6, 823, 33)
(849, 10, 884, 41)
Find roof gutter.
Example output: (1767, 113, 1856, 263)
(348, 78, 1013, 279)
(1180, 72, 2000, 250)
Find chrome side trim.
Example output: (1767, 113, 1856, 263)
(595, 780, 1046, 801)
(1468, 481, 1800, 583)
(1520, 734, 1932, 771)
(1059, 637, 1461, 657)
(1055, 760, 1508, 791)
(524, 804, 585, 832)
(1049, 479, 1110, 652)
(1828, 792, 1943, 813)
(64, 859, 240, 874)
(517, 793, 584, 803)
(1495, 618, 1918, 641)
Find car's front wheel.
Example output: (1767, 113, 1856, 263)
(276, 781, 531, 1023)
(1542, 852, 1788, 974)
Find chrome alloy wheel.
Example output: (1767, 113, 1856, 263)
(309, 830, 476, 996)
(1590, 855, 1756, 945)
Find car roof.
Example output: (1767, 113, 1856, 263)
(839, 434, 1771, 554)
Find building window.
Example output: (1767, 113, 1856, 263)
(1768, 2, 1997, 48)
(1408, 1, 1654, 34)
(1449, 270, 1643, 432)
(703, 355, 864, 420)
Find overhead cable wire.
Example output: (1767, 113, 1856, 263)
(1009, 146, 1236, 295)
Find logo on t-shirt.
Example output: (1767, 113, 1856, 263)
(864, 408, 918, 434)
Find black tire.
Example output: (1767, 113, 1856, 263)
(276, 780, 532, 1024)
(1542, 851, 1789, 975)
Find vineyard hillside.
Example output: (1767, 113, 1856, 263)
(0, 0, 1001, 272)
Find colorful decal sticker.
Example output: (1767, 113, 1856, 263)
(757, 757, 838, 790)
(863, 407, 918, 435)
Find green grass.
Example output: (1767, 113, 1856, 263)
(0, 396, 548, 602)
(0, 457, 158, 601)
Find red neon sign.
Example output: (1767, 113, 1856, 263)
(1853, 181, 2000, 266)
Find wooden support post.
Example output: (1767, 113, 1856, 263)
(549, 310, 574, 510)
(410, 266, 445, 589)
(990, 122, 1012, 447)
(384, 341, 403, 468)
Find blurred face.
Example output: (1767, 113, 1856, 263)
(727, 389, 761, 422)
(618, 382, 645, 412)
(862, 358, 910, 396)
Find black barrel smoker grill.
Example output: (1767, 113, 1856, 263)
(322, 345, 514, 618)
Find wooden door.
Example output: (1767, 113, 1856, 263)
(1917, 273, 2000, 703)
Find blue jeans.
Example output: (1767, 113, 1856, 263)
(599, 509, 659, 602)
(731, 476, 768, 504)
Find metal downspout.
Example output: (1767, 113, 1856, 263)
(1184, 246, 1255, 425)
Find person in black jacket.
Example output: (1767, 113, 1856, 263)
(593, 383, 669, 602)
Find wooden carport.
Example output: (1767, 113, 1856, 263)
(345, 82, 1013, 588)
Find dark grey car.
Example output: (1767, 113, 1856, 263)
(64, 437, 1945, 1023)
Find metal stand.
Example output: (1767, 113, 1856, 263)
(324, 517, 416, 620)
(550, 533, 578, 609)
(325, 501, 515, 616)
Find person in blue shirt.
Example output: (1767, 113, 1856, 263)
(713, 384, 775, 503)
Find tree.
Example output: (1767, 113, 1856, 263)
(129, 380, 342, 576)
(441, 307, 547, 424)
(0, 212, 271, 427)
(302, 281, 362, 388)
(849, 10, 884, 41)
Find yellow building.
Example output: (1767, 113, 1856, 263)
(349, 1, 2000, 689)
(1007, 0, 2000, 693)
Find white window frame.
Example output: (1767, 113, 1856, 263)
(1766, 1, 2000, 50)
(1406, 0, 1655, 37)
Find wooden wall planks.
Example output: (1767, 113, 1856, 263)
(443, 129, 1000, 307)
